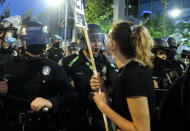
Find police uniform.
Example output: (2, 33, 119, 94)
(45, 47, 64, 63)
(152, 57, 173, 89)
(62, 49, 117, 131)
(0, 46, 19, 61)
(0, 56, 78, 131)
(159, 64, 190, 131)
(170, 59, 186, 77)
(151, 38, 174, 127)
(167, 36, 186, 77)
(0, 16, 21, 61)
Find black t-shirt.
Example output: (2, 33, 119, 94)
(112, 61, 155, 125)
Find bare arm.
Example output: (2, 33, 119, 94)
(94, 94, 150, 131)
(91, 73, 151, 131)
(126, 96, 150, 131)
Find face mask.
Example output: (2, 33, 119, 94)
(112, 49, 124, 68)
(26, 44, 46, 55)
(5, 33, 16, 47)
(105, 53, 115, 65)
(25, 53, 41, 64)
(53, 42, 60, 48)
(167, 51, 176, 60)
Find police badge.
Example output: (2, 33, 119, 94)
(102, 66, 107, 80)
(42, 66, 51, 76)
(102, 66, 107, 74)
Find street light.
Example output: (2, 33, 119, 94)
(47, 0, 64, 37)
(47, 0, 68, 49)
(168, 9, 182, 18)
(47, 0, 64, 7)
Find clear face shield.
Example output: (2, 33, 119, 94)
(88, 33, 107, 56)
(21, 26, 49, 46)
(21, 26, 49, 55)
(51, 35, 62, 48)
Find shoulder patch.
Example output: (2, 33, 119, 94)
(68, 56, 79, 67)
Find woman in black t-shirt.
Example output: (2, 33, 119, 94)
(90, 21, 155, 131)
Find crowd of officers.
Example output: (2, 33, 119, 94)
(0, 15, 189, 131)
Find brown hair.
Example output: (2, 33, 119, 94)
(109, 21, 154, 68)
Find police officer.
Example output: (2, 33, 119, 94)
(152, 38, 176, 89)
(0, 20, 78, 131)
(62, 24, 117, 131)
(0, 15, 20, 61)
(167, 36, 186, 76)
(181, 49, 190, 64)
(45, 35, 64, 63)
(159, 61, 190, 131)
(67, 42, 80, 55)
(151, 38, 174, 129)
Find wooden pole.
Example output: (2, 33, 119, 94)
(83, 28, 109, 131)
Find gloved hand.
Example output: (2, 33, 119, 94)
(169, 71, 178, 81)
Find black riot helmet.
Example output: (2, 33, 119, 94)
(21, 20, 49, 55)
(88, 24, 103, 34)
(51, 35, 62, 48)
(152, 38, 172, 54)
(0, 15, 21, 37)
(51, 35, 61, 43)
(68, 42, 81, 54)
(167, 37, 178, 51)
(77, 24, 107, 57)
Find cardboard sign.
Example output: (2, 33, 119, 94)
(71, 0, 87, 29)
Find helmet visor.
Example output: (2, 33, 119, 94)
(88, 33, 107, 55)
(88, 33, 106, 44)
(22, 26, 49, 45)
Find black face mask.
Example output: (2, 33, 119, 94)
(53, 42, 60, 48)
(23, 52, 41, 66)
(154, 57, 171, 70)
(27, 44, 46, 55)
(167, 51, 176, 61)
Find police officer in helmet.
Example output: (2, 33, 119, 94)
(0, 19, 78, 131)
(45, 35, 65, 63)
(152, 38, 175, 89)
(62, 24, 117, 131)
(68, 42, 80, 55)
(167, 36, 186, 76)
(0, 15, 20, 61)
(167, 37, 178, 52)
(151, 38, 174, 128)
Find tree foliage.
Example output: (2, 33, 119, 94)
(84, 0, 113, 33)
(175, 22, 190, 47)
(144, 14, 175, 39)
